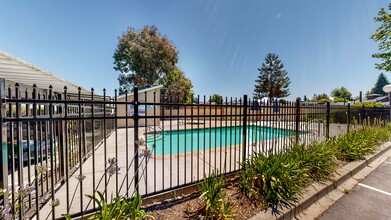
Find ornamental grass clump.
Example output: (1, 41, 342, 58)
(367, 125, 391, 143)
(187, 170, 235, 219)
(238, 125, 391, 211)
(330, 126, 391, 161)
(288, 143, 337, 182)
(239, 152, 308, 209)
(329, 132, 371, 161)
(86, 192, 153, 220)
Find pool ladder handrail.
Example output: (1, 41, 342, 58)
(146, 125, 163, 141)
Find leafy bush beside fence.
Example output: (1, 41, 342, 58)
(239, 125, 391, 210)
(84, 192, 153, 220)
(329, 126, 391, 161)
(187, 171, 235, 219)
(288, 143, 337, 182)
(239, 152, 308, 209)
(239, 142, 337, 209)
(352, 102, 383, 108)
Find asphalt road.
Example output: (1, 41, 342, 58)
(318, 156, 391, 220)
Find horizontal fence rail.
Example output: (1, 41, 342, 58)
(0, 82, 389, 219)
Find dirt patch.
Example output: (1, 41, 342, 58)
(146, 183, 264, 220)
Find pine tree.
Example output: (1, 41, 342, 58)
(254, 53, 291, 100)
(371, 73, 390, 95)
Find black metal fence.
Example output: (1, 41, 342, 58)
(0, 82, 389, 219)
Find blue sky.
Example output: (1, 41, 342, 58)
(0, 1, 388, 100)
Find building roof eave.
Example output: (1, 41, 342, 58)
(0, 50, 90, 95)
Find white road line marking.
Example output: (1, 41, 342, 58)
(385, 161, 391, 165)
(358, 183, 391, 197)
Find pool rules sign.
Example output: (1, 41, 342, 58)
(128, 101, 146, 116)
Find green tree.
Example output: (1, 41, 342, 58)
(210, 94, 223, 104)
(311, 93, 330, 102)
(333, 97, 349, 103)
(278, 99, 289, 105)
(254, 53, 291, 100)
(371, 73, 390, 95)
(372, 3, 391, 72)
(114, 25, 178, 94)
(331, 87, 352, 100)
(159, 67, 194, 104)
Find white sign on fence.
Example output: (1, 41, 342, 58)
(128, 102, 146, 116)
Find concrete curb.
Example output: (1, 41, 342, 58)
(249, 141, 391, 220)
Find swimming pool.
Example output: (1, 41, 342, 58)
(146, 125, 294, 156)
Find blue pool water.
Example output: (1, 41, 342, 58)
(146, 126, 294, 155)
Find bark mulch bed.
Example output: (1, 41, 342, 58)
(145, 182, 265, 220)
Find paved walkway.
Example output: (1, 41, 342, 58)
(318, 156, 391, 220)
(39, 126, 247, 219)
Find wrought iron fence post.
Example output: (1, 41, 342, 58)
(295, 98, 300, 145)
(63, 86, 70, 214)
(242, 95, 248, 165)
(0, 77, 8, 219)
(133, 87, 140, 194)
(81, 91, 86, 159)
(58, 93, 65, 177)
(362, 105, 365, 126)
(326, 102, 330, 139)
(347, 103, 351, 134)
(33, 84, 40, 219)
(114, 89, 118, 196)
(15, 83, 24, 219)
(49, 85, 56, 219)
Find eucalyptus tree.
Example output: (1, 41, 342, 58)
(114, 25, 178, 94)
